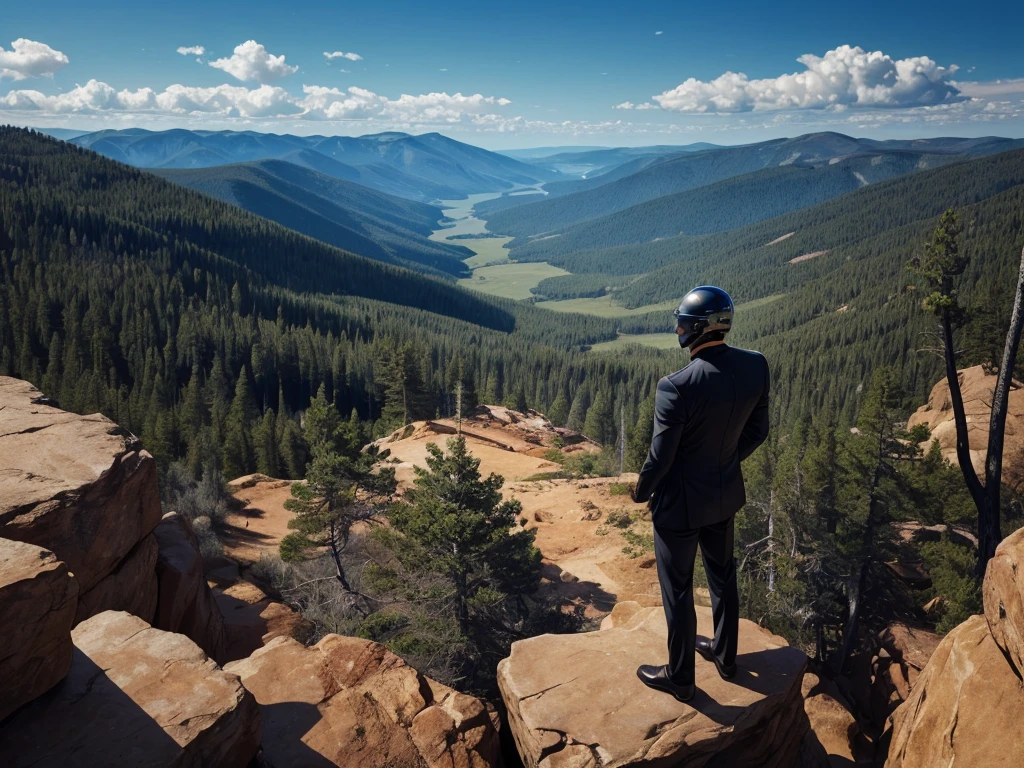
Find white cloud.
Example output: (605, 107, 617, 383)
(0, 79, 299, 117)
(299, 86, 512, 122)
(323, 51, 362, 62)
(956, 78, 1024, 98)
(209, 40, 298, 82)
(655, 31, 663, 35)
(0, 38, 69, 80)
(1, 78, 512, 125)
(614, 101, 635, 109)
(176, 46, 205, 57)
(653, 45, 965, 113)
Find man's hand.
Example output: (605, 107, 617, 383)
(629, 484, 639, 504)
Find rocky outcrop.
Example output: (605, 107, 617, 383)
(0, 538, 79, 720)
(73, 532, 158, 624)
(153, 511, 229, 662)
(884, 615, 1024, 767)
(224, 633, 500, 767)
(800, 671, 871, 767)
(885, 528, 1024, 767)
(907, 365, 1024, 476)
(865, 623, 941, 726)
(0, 377, 162, 621)
(984, 525, 1024, 674)
(498, 602, 808, 767)
(214, 578, 314, 662)
(0, 610, 262, 767)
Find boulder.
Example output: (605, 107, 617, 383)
(224, 634, 500, 767)
(877, 623, 942, 674)
(0, 538, 78, 720)
(214, 578, 314, 662)
(800, 671, 870, 767)
(984, 525, 1024, 675)
(0, 377, 162, 596)
(153, 511, 228, 662)
(73, 532, 158, 625)
(599, 600, 645, 631)
(885, 615, 1024, 768)
(0, 610, 262, 767)
(864, 621, 943, 727)
(498, 604, 808, 767)
(907, 365, 1024, 476)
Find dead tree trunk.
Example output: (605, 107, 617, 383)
(978, 246, 1024, 573)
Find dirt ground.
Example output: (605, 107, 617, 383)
(222, 474, 300, 563)
(222, 410, 690, 620)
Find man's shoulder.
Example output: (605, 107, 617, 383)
(724, 345, 768, 369)
(663, 361, 698, 388)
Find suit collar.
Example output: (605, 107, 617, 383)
(692, 342, 729, 361)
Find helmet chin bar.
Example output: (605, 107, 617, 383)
(676, 317, 706, 349)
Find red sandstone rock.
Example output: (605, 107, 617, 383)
(0, 610, 262, 767)
(225, 634, 500, 767)
(885, 615, 1024, 768)
(0, 377, 162, 614)
(153, 511, 228, 662)
(498, 604, 807, 767)
(984, 525, 1024, 675)
(0, 538, 78, 720)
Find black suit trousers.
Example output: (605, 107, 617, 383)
(653, 516, 739, 685)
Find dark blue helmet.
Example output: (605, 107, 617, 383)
(674, 286, 734, 348)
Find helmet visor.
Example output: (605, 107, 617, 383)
(674, 314, 703, 347)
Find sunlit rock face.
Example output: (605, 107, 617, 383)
(224, 633, 501, 767)
(0, 610, 262, 767)
(498, 602, 808, 768)
(0, 376, 162, 623)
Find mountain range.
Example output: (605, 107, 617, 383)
(481, 133, 1024, 240)
(70, 128, 558, 202)
(6, 125, 1024, 438)
(154, 160, 472, 278)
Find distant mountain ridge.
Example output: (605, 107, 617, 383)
(70, 128, 559, 202)
(482, 132, 1024, 238)
(155, 160, 472, 278)
(504, 150, 969, 263)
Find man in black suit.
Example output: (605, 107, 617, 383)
(631, 286, 770, 702)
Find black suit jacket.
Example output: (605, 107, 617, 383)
(634, 344, 770, 530)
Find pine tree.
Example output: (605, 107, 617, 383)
(547, 388, 570, 427)
(375, 437, 541, 677)
(222, 366, 258, 479)
(831, 367, 924, 671)
(566, 388, 589, 433)
(584, 388, 614, 445)
(253, 409, 280, 477)
(625, 394, 655, 471)
(281, 390, 395, 596)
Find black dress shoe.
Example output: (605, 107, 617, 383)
(696, 639, 737, 679)
(636, 665, 695, 702)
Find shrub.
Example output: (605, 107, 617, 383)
(162, 461, 231, 526)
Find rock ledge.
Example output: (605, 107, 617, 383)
(498, 602, 808, 767)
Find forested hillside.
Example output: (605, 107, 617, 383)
(156, 160, 472, 277)
(3, 126, 1022, 486)
(510, 153, 942, 262)
(0, 128, 671, 478)
(483, 133, 1024, 238)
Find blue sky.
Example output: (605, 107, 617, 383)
(2, 0, 1023, 148)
